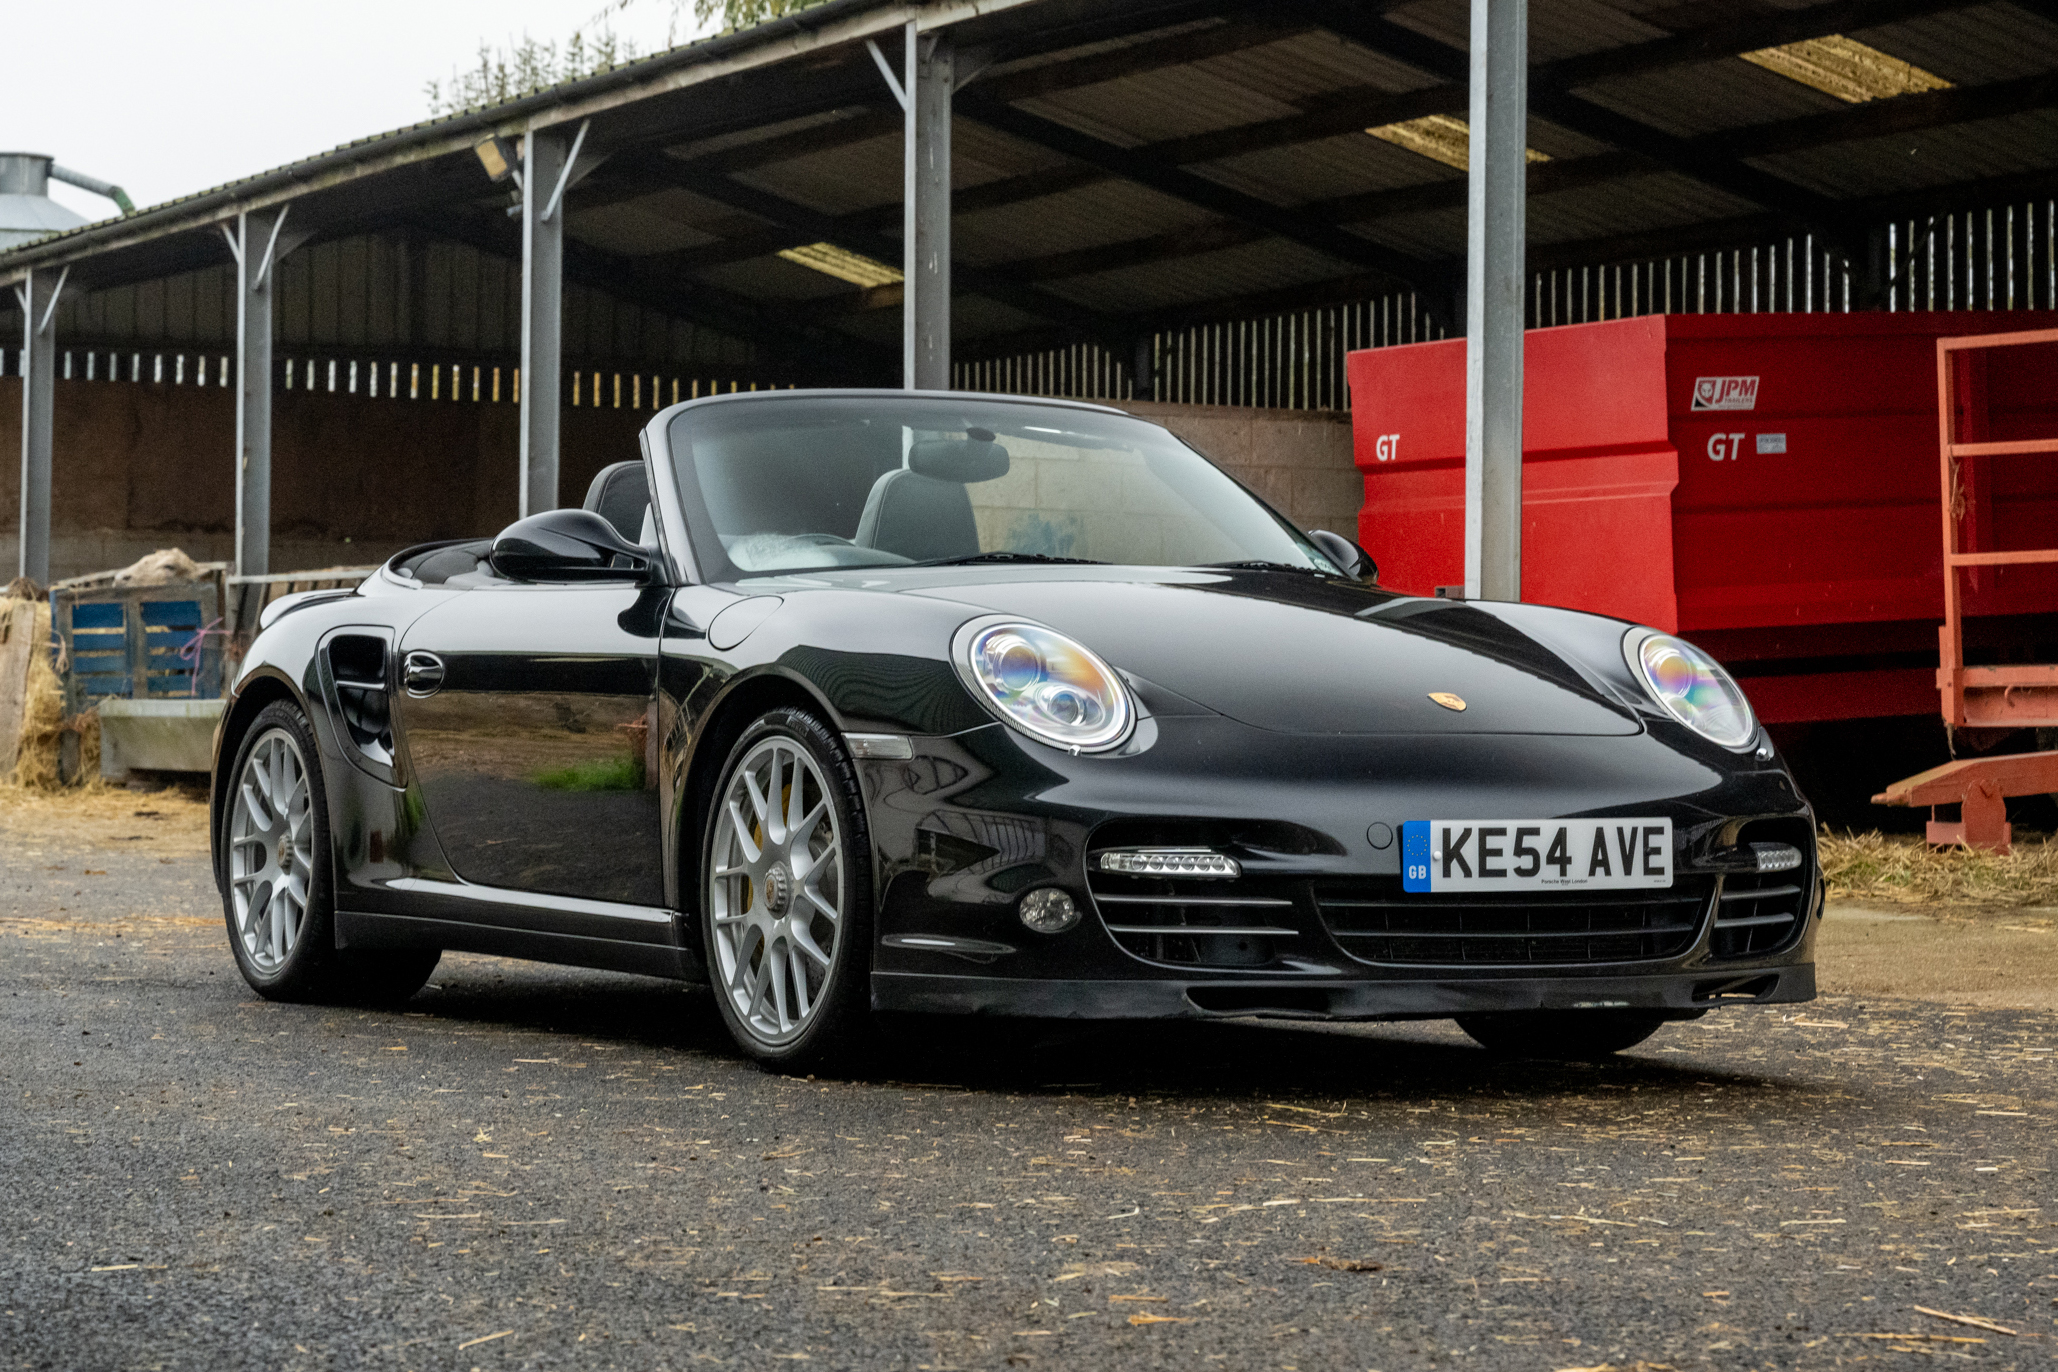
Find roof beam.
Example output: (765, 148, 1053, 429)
(1298, 4, 1847, 234)
(631, 154, 1123, 338)
(961, 155, 2058, 367)
(800, 0, 2027, 295)
(799, 218, 1277, 321)
(424, 207, 888, 383)
(1709, 68, 2058, 160)
(603, 161, 1107, 278)
(1152, 0, 1994, 168)
(974, 11, 1307, 104)
(578, 3, 1279, 199)
(998, 218, 1271, 283)
(1516, 164, 2058, 275)
(955, 94, 1441, 295)
(947, 62, 2058, 294)
(1203, 68, 2058, 246)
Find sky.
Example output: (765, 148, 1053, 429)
(3, 0, 714, 221)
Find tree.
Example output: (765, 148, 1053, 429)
(687, 0, 835, 29)
(425, 29, 644, 117)
(424, 0, 838, 117)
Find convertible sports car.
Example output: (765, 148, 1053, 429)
(211, 389, 1819, 1066)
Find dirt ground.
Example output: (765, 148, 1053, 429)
(5, 782, 2054, 1009)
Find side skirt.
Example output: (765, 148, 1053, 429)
(336, 910, 697, 981)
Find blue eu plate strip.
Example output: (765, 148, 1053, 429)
(1401, 821, 1431, 892)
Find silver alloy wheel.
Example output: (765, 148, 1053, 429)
(228, 727, 316, 975)
(708, 735, 845, 1047)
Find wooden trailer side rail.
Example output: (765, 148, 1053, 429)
(1935, 327, 2058, 731)
(1888, 327, 2058, 852)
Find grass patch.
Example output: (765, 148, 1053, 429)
(1820, 828, 2058, 909)
(533, 755, 644, 792)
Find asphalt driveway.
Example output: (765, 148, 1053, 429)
(2, 790, 2052, 1370)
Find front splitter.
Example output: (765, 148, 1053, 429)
(871, 964, 1815, 1019)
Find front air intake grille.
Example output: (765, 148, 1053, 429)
(1086, 870, 1302, 969)
(1710, 873, 1807, 959)
(1316, 880, 1713, 967)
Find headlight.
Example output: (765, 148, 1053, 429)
(956, 619, 1133, 752)
(1624, 630, 1757, 750)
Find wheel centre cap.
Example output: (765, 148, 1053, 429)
(275, 834, 291, 869)
(761, 861, 792, 915)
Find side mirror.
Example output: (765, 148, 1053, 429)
(1308, 529, 1378, 584)
(490, 509, 653, 582)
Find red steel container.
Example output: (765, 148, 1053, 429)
(1347, 312, 2058, 725)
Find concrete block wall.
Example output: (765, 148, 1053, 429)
(0, 378, 646, 582)
(0, 380, 1360, 582)
(1119, 401, 1359, 539)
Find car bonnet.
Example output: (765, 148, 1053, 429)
(908, 574, 1641, 737)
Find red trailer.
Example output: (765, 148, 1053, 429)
(1346, 312, 2058, 728)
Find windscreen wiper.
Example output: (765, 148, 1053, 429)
(1207, 559, 1330, 577)
(917, 551, 1106, 567)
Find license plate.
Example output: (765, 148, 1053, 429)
(1401, 819, 1673, 893)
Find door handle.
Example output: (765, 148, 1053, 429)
(402, 651, 446, 697)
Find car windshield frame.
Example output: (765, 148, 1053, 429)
(651, 390, 1339, 584)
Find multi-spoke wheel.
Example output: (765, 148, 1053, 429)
(702, 708, 871, 1066)
(229, 726, 315, 974)
(219, 701, 439, 1004)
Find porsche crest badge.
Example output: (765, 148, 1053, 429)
(1428, 692, 1467, 712)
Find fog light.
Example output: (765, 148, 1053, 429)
(1750, 842, 1803, 873)
(1018, 888, 1079, 934)
(1097, 848, 1241, 879)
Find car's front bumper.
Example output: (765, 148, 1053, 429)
(858, 715, 1820, 1021)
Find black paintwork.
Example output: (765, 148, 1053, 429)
(211, 391, 1818, 1023)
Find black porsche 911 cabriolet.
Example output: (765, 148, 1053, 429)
(211, 389, 1818, 1066)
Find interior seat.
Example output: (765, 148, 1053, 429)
(402, 539, 495, 585)
(854, 438, 1009, 562)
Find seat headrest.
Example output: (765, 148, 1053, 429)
(908, 438, 1009, 484)
(581, 461, 651, 541)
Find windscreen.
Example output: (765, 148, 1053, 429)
(665, 395, 1334, 579)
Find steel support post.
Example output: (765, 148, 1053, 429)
(14, 266, 63, 584)
(520, 127, 569, 516)
(1463, 0, 1528, 602)
(232, 208, 298, 580)
(903, 23, 953, 390)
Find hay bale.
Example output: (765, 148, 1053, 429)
(111, 548, 203, 587)
(2, 596, 99, 790)
(1820, 827, 2058, 909)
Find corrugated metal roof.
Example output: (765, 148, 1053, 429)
(1756, 109, 2058, 198)
(957, 177, 1215, 261)
(1015, 61, 1308, 148)
(1195, 132, 1462, 209)
(570, 191, 726, 257)
(1856, 2, 2058, 83)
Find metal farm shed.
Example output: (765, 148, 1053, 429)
(6, 0, 2058, 584)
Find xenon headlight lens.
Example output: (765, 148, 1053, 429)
(1627, 630, 1757, 750)
(960, 621, 1132, 751)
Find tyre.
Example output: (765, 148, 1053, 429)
(1455, 1009, 1669, 1059)
(222, 701, 440, 1005)
(700, 706, 873, 1069)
